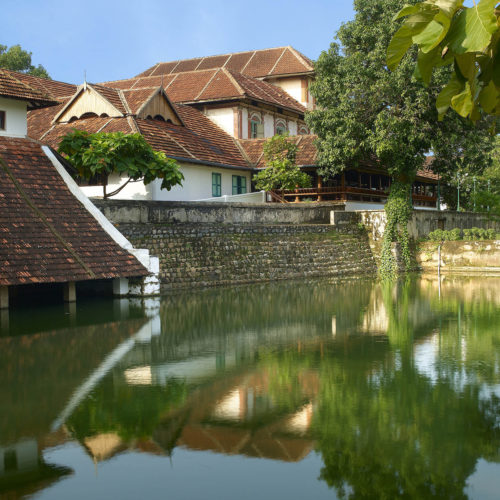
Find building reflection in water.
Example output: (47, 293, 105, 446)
(2, 277, 500, 498)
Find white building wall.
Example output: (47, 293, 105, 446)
(204, 107, 235, 137)
(151, 162, 252, 201)
(273, 78, 304, 106)
(288, 120, 298, 135)
(263, 113, 274, 137)
(0, 97, 27, 137)
(241, 107, 249, 139)
(80, 173, 152, 200)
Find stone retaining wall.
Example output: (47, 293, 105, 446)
(332, 210, 500, 241)
(417, 240, 500, 275)
(116, 223, 377, 289)
(94, 199, 337, 225)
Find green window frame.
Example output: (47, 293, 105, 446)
(212, 172, 221, 197)
(232, 175, 247, 195)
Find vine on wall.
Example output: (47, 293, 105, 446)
(380, 181, 412, 280)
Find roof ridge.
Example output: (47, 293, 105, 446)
(240, 50, 257, 73)
(268, 47, 288, 75)
(150, 47, 290, 66)
(194, 69, 221, 100)
(232, 137, 253, 167)
(221, 68, 246, 96)
(118, 89, 132, 114)
(127, 115, 140, 133)
(286, 46, 314, 71)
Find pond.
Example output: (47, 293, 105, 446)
(1, 276, 500, 499)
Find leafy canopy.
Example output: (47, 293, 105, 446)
(388, 1, 500, 121)
(58, 130, 183, 198)
(0, 44, 50, 79)
(253, 134, 311, 191)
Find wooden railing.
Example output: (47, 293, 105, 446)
(268, 186, 436, 206)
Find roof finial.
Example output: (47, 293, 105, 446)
(83, 70, 87, 91)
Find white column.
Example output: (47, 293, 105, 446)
(0, 286, 9, 309)
(113, 278, 129, 297)
(63, 281, 76, 302)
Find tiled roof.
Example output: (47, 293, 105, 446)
(0, 69, 59, 109)
(90, 84, 128, 114)
(102, 68, 306, 114)
(239, 135, 438, 181)
(9, 71, 77, 100)
(0, 136, 148, 286)
(122, 88, 157, 114)
(35, 106, 250, 169)
(137, 47, 314, 79)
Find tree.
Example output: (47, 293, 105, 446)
(388, 1, 500, 122)
(252, 134, 311, 192)
(0, 44, 50, 79)
(58, 130, 183, 199)
(306, 0, 495, 278)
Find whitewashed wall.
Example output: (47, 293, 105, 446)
(79, 163, 252, 202)
(152, 163, 252, 201)
(0, 97, 27, 137)
(264, 113, 274, 137)
(273, 77, 303, 105)
(205, 108, 235, 137)
(241, 108, 249, 139)
(288, 120, 298, 135)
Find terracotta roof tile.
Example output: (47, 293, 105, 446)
(11, 71, 77, 100)
(90, 84, 127, 114)
(138, 47, 314, 79)
(0, 69, 59, 109)
(0, 136, 147, 286)
(238, 135, 437, 181)
(102, 69, 305, 114)
(122, 88, 157, 114)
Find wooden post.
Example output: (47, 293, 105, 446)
(0, 286, 8, 310)
(295, 184, 300, 203)
(63, 281, 76, 303)
(317, 175, 323, 202)
(341, 173, 346, 201)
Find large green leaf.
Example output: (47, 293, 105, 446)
(451, 82, 474, 116)
(479, 80, 499, 112)
(448, 0, 498, 54)
(415, 46, 441, 84)
(436, 72, 465, 117)
(428, 0, 464, 18)
(413, 20, 446, 52)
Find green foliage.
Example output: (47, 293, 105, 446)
(0, 44, 50, 79)
(380, 182, 413, 279)
(428, 227, 498, 240)
(58, 130, 183, 198)
(252, 134, 311, 191)
(307, 0, 495, 277)
(388, 1, 500, 122)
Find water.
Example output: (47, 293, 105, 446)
(1, 276, 500, 499)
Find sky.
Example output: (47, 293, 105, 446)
(3, 0, 355, 84)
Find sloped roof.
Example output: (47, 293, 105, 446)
(102, 68, 306, 114)
(35, 106, 250, 170)
(239, 135, 438, 181)
(0, 69, 59, 109)
(0, 136, 148, 286)
(8, 70, 77, 100)
(137, 47, 314, 79)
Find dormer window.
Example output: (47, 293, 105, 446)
(0, 111, 5, 130)
(249, 113, 263, 139)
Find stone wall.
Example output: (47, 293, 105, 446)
(94, 199, 336, 225)
(116, 223, 377, 289)
(331, 210, 500, 241)
(417, 241, 500, 275)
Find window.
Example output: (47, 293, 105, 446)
(0, 111, 5, 130)
(249, 113, 264, 139)
(232, 175, 247, 195)
(298, 126, 309, 135)
(275, 119, 287, 135)
(212, 173, 221, 197)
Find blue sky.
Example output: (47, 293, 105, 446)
(3, 0, 355, 84)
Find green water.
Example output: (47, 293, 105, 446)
(1, 276, 500, 499)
